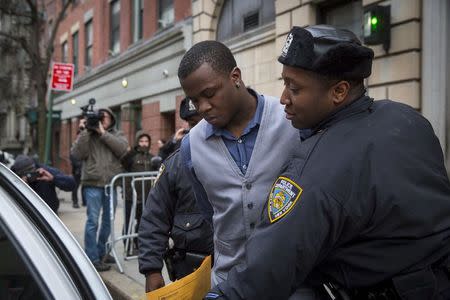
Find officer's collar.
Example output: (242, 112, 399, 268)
(313, 94, 374, 133)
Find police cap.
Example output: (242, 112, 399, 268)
(278, 25, 374, 79)
(179, 97, 199, 121)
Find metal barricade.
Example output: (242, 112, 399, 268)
(105, 171, 159, 273)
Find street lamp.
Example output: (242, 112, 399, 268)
(121, 78, 128, 88)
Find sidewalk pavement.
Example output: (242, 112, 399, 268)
(57, 190, 171, 300)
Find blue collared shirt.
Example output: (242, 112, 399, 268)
(204, 89, 264, 174)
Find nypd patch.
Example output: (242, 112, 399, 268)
(268, 176, 302, 223)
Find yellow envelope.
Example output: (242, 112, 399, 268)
(146, 255, 211, 300)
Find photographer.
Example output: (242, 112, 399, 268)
(11, 155, 76, 214)
(71, 105, 128, 272)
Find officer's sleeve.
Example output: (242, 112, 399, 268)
(138, 154, 177, 274)
(180, 135, 213, 223)
(210, 185, 349, 300)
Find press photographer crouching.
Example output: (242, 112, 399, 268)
(11, 155, 76, 214)
(71, 100, 128, 272)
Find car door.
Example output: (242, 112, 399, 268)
(0, 163, 112, 300)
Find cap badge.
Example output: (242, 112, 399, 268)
(188, 99, 196, 111)
(281, 33, 294, 57)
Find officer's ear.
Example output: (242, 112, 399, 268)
(330, 80, 350, 105)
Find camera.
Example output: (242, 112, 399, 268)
(81, 98, 103, 131)
(25, 171, 40, 183)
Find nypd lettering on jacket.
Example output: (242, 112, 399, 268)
(268, 176, 302, 223)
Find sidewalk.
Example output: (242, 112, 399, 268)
(57, 190, 170, 300)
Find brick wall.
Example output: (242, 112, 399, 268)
(142, 102, 161, 155)
(175, 0, 192, 22)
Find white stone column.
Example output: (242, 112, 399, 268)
(422, 0, 448, 159)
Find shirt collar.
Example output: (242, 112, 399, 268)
(205, 88, 265, 139)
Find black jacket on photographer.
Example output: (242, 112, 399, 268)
(138, 149, 213, 278)
(11, 155, 76, 213)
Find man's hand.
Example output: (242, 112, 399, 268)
(36, 168, 54, 182)
(174, 128, 188, 141)
(145, 272, 165, 292)
(95, 121, 106, 136)
(79, 118, 86, 131)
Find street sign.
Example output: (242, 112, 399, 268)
(51, 62, 74, 92)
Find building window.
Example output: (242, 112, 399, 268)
(111, 107, 121, 130)
(134, 103, 142, 131)
(318, 0, 363, 39)
(158, 0, 174, 29)
(85, 20, 93, 68)
(217, 0, 275, 42)
(110, 0, 120, 54)
(72, 31, 78, 75)
(61, 41, 68, 62)
(132, 0, 144, 43)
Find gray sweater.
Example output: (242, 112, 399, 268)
(189, 95, 301, 285)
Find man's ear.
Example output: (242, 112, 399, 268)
(230, 66, 242, 82)
(331, 80, 350, 105)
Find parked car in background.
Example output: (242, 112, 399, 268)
(0, 150, 14, 168)
(0, 163, 112, 299)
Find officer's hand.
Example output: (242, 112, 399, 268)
(145, 272, 165, 292)
(174, 127, 187, 141)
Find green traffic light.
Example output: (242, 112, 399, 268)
(371, 17, 378, 25)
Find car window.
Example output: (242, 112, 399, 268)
(0, 225, 45, 299)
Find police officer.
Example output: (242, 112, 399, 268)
(158, 97, 201, 160)
(138, 100, 213, 292)
(205, 25, 450, 300)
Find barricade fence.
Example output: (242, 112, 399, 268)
(105, 171, 159, 273)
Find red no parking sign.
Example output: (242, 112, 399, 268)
(50, 62, 74, 92)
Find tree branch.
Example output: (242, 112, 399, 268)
(0, 31, 34, 59)
(25, 0, 37, 15)
(45, 0, 73, 69)
(0, 6, 33, 20)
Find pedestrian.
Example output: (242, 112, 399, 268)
(206, 25, 450, 300)
(178, 40, 302, 287)
(138, 99, 213, 292)
(121, 130, 158, 255)
(71, 107, 128, 272)
(11, 154, 76, 214)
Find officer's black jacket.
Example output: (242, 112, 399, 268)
(213, 96, 450, 299)
(138, 150, 213, 275)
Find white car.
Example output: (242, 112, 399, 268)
(0, 163, 112, 299)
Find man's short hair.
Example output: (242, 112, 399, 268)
(178, 40, 237, 80)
